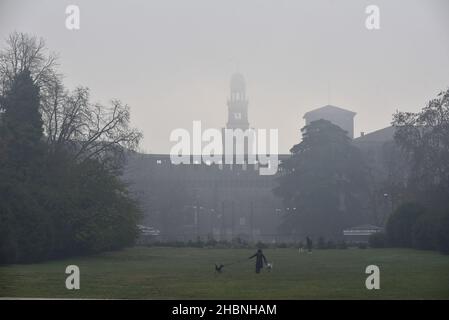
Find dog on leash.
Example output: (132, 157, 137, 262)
(266, 262, 273, 272)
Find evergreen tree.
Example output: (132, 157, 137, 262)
(0, 70, 50, 263)
(275, 119, 368, 239)
(1, 69, 43, 176)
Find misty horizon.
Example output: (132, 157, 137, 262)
(1, 0, 448, 153)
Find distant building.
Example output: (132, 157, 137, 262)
(124, 76, 399, 242)
(353, 126, 397, 182)
(354, 126, 395, 143)
(124, 74, 288, 243)
(353, 126, 408, 226)
(303, 105, 356, 138)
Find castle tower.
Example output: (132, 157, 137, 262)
(222, 73, 254, 160)
(226, 73, 249, 130)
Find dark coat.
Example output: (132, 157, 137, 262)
(249, 250, 267, 273)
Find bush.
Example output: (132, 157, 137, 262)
(369, 232, 387, 248)
(337, 241, 348, 249)
(317, 237, 326, 249)
(187, 238, 205, 248)
(326, 240, 336, 249)
(231, 237, 250, 248)
(386, 202, 425, 247)
(205, 237, 218, 247)
(255, 241, 268, 249)
(411, 214, 438, 250)
(195, 236, 204, 248)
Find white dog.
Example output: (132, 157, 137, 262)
(266, 262, 273, 272)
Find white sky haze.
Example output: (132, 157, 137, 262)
(1, 0, 448, 153)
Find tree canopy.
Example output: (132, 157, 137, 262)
(275, 119, 368, 239)
(0, 33, 142, 263)
(390, 88, 449, 253)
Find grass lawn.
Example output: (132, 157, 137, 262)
(1, 247, 448, 299)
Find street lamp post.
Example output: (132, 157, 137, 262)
(250, 201, 254, 242)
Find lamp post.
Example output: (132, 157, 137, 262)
(191, 200, 204, 240)
(231, 201, 235, 241)
(383, 193, 394, 225)
(250, 201, 254, 242)
(209, 208, 215, 237)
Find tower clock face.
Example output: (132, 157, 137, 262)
(233, 112, 242, 120)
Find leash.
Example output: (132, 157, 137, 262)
(223, 258, 247, 267)
(214, 258, 248, 273)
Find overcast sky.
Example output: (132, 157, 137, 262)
(1, 0, 448, 153)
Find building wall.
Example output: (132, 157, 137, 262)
(124, 154, 288, 242)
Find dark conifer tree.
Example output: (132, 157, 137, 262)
(1, 69, 43, 175)
(0, 70, 51, 263)
(275, 119, 368, 239)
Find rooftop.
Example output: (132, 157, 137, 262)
(354, 126, 395, 142)
(303, 105, 356, 119)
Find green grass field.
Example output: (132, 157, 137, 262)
(1, 247, 449, 299)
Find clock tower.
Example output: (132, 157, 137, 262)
(226, 73, 249, 130)
(223, 73, 255, 160)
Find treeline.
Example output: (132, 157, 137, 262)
(275, 84, 449, 255)
(370, 202, 449, 254)
(375, 90, 449, 254)
(0, 32, 142, 263)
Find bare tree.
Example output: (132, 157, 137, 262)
(393, 88, 449, 191)
(1, 32, 142, 171)
(0, 31, 59, 97)
(45, 86, 142, 171)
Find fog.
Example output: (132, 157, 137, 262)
(2, 1, 449, 302)
(1, 0, 448, 153)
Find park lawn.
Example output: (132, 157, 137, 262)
(0, 247, 448, 299)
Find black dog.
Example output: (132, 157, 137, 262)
(215, 264, 225, 273)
